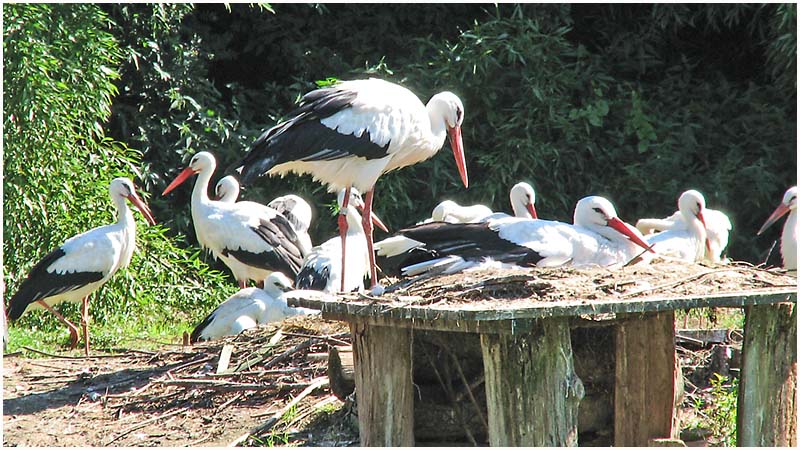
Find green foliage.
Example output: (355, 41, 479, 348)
(708, 373, 738, 446)
(3, 4, 233, 347)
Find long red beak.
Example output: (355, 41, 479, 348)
(608, 217, 655, 253)
(448, 126, 468, 189)
(162, 167, 196, 196)
(527, 203, 538, 220)
(128, 190, 157, 225)
(757, 203, 791, 235)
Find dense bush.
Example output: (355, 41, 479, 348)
(3, 4, 234, 338)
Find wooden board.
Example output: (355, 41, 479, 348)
(286, 290, 796, 331)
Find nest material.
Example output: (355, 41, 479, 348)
(372, 260, 797, 310)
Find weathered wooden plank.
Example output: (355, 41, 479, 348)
(286, 289, 796, 323)
(737, 303, 797, 446)
(350, 321, 414, 446)
(615, 311, 678, 446)
(480, 317, 584, 446)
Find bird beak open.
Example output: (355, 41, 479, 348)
(128, 191, 157, 225)
(757, 202, 791, 235)
(162, 167, 196, 196)
(608, 217, 656, 253)
(448, 125, 469, 189)
(527, 203, 538, 220)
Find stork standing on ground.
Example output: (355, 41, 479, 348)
(296, 188, 388, 293)
(377, 195, 654, 277)
(7, 178, 156, 355)
(642, 190, 710, 263)
(162, 152, 306, 287)
(190, 272, 317, 342)
(229, 78, 469, 292)
(757, 186, 797, 270)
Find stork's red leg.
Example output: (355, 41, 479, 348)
(338, 187, 351, 293)
(238, 279, 247, 289)
(362, 189, 378, 289)
(256, 280, 265, 289)
(36, 300, 80, 349)
(81, 296, 90, 356)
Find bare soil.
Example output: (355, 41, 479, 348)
(3, 316, 359, 447)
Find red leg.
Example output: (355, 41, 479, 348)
(362, 189, 378, 289)
(338, 187, 351, 293)
(81, 296, 90, 356)
(256, 279, 265, 289)
(36, 300, 80, 348)
(238, 279, 247, 289)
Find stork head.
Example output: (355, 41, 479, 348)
(162, 152, 217, 196)
(575, 196, 654, 253)
(429, 91, 468, 189)
(214, 175, 240, 202)
(264, 272, 294, 297)
(678, 189, 710, 251)
(110, 177, 156, 225)
(510, 182, 537, 219)
(757, 186, 798, 235)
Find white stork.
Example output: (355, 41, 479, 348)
(296, 188, 388, 293)
(757, 186, 797, 270)
(636, 194, 731, 263)
(229, 78, 469, 291)
(430, 200, 493, 223)
(190, 272, 317, 342)
(214, 175, 315, 256)
(7, 177, 156, 355)
(642, 190, 710, 263)
(162, 152, 307, 288)
(377, 195, 654, 277)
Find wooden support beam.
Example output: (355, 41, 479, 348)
(480, 317, 583, 446)
(614, 311, 677, 446)
(737, 303, 797, 446)
(350, 321, 414, 446)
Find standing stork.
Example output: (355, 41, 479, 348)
(162, 152, 306, 288)
(757, 186, 797, 270)
(229, 78, 469, 291)
(7, 178, 156, 355)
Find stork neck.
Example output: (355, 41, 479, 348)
(192, 168, 213, 205)
(426, 102, 448, 149)
(113, 194, 134, 226)
(345, 206, 365, 236)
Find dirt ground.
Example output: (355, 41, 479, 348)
(3, 316, 359, 447)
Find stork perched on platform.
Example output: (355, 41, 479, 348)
(229, 78, 469, 291)
(8, 178, 156, 355)
(757, 186, 797, 270)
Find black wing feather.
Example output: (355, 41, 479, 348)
(222, 214, 305, 277)
(8, 247, 105, 321)
(229, 84, 390, 185)
(295, 264, 331, 291)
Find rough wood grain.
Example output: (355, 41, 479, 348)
(737, 303, 797, 446)
(350, 321, 414, 446)
(614, 311, 678, 446)
(327, 346, 354, 401)
(480, 317, 584, 446)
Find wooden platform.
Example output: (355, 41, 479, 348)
(286, 262, 797, 446)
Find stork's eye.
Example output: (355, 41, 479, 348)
(455, 106, 463, 124)
(592, 207, 603, 214)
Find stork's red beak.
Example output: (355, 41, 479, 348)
(757, 202, 791, 235)
(448, 125, 468, 189)
(162, 167, 196, 196)
(696, 210, 711, 253)
(128, 190, 157, 225)
(608, 217, 655, 253)
(527, 203, 538, 220)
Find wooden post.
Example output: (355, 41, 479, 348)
(615, 311, 677, 446)
(737, 303, 797, 446)
(350, 321, 414, 446)
(480, 317, 584, 446)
